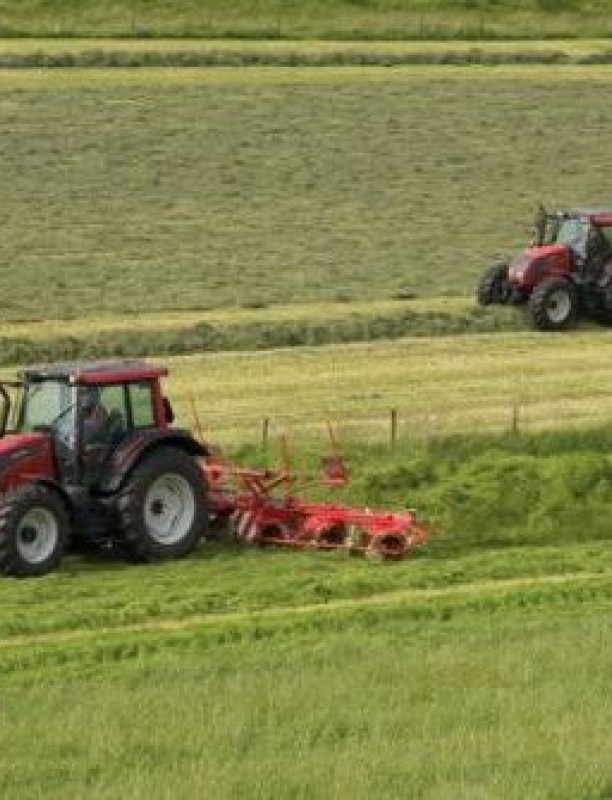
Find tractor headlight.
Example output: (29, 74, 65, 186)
(508, 256, 528, 280)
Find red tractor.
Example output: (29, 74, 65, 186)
(477, 207, 612, 330)
(0, 360, 209, 577)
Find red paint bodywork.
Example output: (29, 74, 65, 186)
(508, 244, 572, 290)
(203, 456, 428, 559)
(0, 431, 55, 493)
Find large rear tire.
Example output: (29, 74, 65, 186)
(117, 447, 207, 562)
(0, 484, 69, 577)
(477, 262, 510, 306)
(528, 277, 578, 331)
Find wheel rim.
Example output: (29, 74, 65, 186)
(16, 507, 59, 564)
(144, 474, 196, 545)
(545, 289, 571, 323)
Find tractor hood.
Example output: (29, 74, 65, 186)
(507, 244, 571, 287)
(0, 431, 55, 490)
(0, 430, 48, 455)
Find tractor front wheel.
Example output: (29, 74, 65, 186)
(477, 262, 510, 306)
(117, 447, 207, 562)
(528, 277, 578, 331)
(0, 484, 69, 577)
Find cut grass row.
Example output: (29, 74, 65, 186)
(5, 38, 612, 55)
(2, 576, 612, 799)
(0, 299, 524, 366)
(0, 541, 611, 642)
(2, 1, 612, 40)
(6, 38, 612, 67)
(2, 65, 612, 319)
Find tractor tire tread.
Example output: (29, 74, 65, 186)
(116, 446, 207, 562)
(477, 262, 510, 306)
(528, 276, 578, 331)
(0, 483, 69, 578)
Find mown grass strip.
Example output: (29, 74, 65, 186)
(8, 324, 612, 442)
(2, 2, 612, 41)
(5, 322, 612, 443)
(1, 569, 611, 652)
(2, 66, 612, 318)
(0, 301, 524, 366)
(2, 571, 612, 682)
(7, 43, 612, 68)
(2, 38, 612, 55)
(4, 63, 612, 88)
(160, 330, 612, 443)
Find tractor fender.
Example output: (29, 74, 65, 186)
(26, 478, 75, 524)
(96, 429, 209, 496)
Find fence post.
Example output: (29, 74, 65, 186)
(390, 408, 398, 451)
(510, 402, 520, 435)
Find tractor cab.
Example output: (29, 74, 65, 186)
(0, 360, 171, 490)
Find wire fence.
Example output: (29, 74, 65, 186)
(177, 394, 612, 451)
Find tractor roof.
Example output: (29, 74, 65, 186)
(563, 209, 612, 225)
(20, 359, 168, 385)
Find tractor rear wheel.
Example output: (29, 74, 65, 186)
(0, 484, 69, 577)
(528, 277, 578, 331)
(477, 262, 510, 306)
(117, 447, 206, 561)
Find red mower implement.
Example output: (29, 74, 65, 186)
(203, 432, 428, 561)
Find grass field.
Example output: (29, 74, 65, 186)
(155, 329, 612, 444)
(5, 320, 612, 442)
(2, 313, 612, 440)
(3, 529, 612, 797)
(2, 0, 612, 40)
(5, 38, 612, 67)
(4, 408, 612, 797)
(3, 582, 612, 799)
(4, 23, 612, 797)
(2, 64, 612, 321)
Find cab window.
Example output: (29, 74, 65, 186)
(599, 225, 612, 248)
(16, 381, 76, 432)
(129, 382, 155, 428)
(98, 384, 128, 431)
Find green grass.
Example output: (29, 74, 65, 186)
(0, 298, 527, 365)
(3, 27, 612, 797)
(2, 596, 612, 799)
(2, 0, 612, 39)
(2, 548, 612, 797)
(6, 323, 612, 441)
(6, 38, 612, 66)
(2, 65, 612, 320)
(148, 329, 612, 445)
(3, 371, 612, 797)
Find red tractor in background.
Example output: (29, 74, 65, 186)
(0, 361, 209, 577)
(477, 207, 612, 330)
